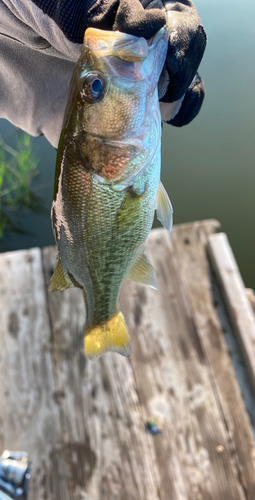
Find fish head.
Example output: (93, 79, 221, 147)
(63, 26, 168, 183)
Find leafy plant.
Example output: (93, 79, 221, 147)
(0, 131, 46, 239)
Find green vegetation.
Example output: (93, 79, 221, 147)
(0, 131, 46, 239)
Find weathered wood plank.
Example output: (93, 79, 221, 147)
(170, 222, 255, 498)
(246, 289, 255, 315)
(1, 221, 255, 500)
(120, 222, 254, 500)
(0, 248, 70, 500)
(42, 246, 160, 500)
(211, 273, 255, 434)
(208, 232, 255, 395)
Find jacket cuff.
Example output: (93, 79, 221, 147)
(23, 0, 96, 43)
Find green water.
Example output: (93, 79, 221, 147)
(160, 0, 255, 288)
(0, 0, 254, 288)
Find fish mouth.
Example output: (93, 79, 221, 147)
(84, 121, 146, 145)
(90, 134, 156, 190)
(84, 28, 149, 63)
(91, 133, 144, 153)
(83, 129, 146, 160)
(87, 133, 145, 188)
(87, 103, 161, 189)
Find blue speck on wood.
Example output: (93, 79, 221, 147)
(145, 419, 162, 435)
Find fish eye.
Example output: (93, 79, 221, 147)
(80, 71, 106, 103)
(92, 79, 102, 93)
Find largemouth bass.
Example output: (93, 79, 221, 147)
(50, 26, 172, 361)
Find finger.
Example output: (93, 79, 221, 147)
(165, 10, 207, 101)
(89, 0, 166, 39)
(161, 73, 205, 126)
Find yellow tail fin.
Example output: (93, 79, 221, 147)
(84, 312, 130, 361)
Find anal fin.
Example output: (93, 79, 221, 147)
(49, 259, 75, 292)
(156, 180, 173, 232)
(126, 250, 157, 290)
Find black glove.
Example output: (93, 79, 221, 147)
(167, 72, 205, 127)
(24, 0, 207, 127)
(140, 0, 207, 125)
(88, 0, 166, 39)
(0, 0, 206, 149)
(88, 0, 206, 126)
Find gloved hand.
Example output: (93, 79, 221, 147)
(150, 0, 207, 126)
(88, 0, 207, 126)
(0, 0, 206, 148)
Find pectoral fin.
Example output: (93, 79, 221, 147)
(126, 250, 157, 290)
(156, 181, 173, 233)
(49, 259, 75, 292)
(117, 188, 144, 229)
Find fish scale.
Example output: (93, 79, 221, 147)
(50, 26, 172, 360)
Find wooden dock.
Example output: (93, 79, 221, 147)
(1, 220, 255, 500)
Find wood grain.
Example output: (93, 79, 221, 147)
(0, 248, 70, 499)
(171, 223, 255, 499)
(42, 246, 160, 500)
(246, 289, 255, 315)
(121, 221, 255, 500)
(0, 221, 255, 499)
(208, 232, 255, 395)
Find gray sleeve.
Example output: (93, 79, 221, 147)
(0, 0, 83, 147)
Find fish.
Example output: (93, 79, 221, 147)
(50, 26, 172, 361)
